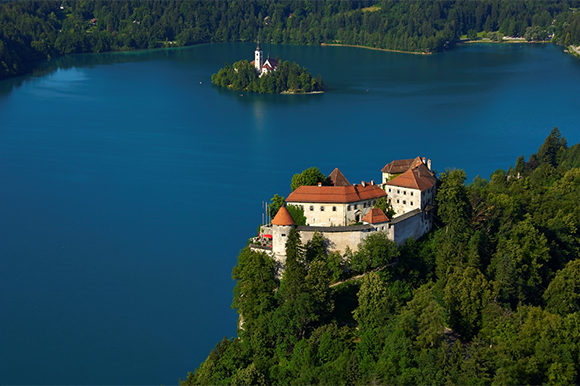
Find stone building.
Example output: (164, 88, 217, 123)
(381, 156, 429, 182)
(383, 159, 436, 238)
(254, 161, 437, 266)
(285, 168, 387, 226)
(384, 162, 436, 215)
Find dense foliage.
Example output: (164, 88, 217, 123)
(211, 59, 323, 94)
(290, 166, 326, 191)
(2, 1, 580, 80)
(182, 127, 580, 385)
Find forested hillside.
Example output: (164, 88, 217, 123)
(2, 0, 580, 80)
(181, 127, 580, 385)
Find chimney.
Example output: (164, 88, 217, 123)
(318, 182, 322, 187)
(427, 159, 432, 171)
(361, 181, 366, 187)
(422, 157, 426, 164)
(371, 180, 375, 185)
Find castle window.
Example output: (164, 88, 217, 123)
(388, 188, 391, 192)
(354, 204, 358, 209)
(332, 206, 337, 212)
(403, 191, 406, 195)
(410, 201, 413, 206)
(320, 206, 325, 211)
(310, 206, 314, 211)
(403, 200, 406, 205)
(300, 205, 304, 210)
(363, 203, 366, 208)
(347, 205, 351, 211)
(396, 199, 400, 204)
(397, 190, 400, 194)
(281, 234, 286, 237)
(411, 192, 414, 196)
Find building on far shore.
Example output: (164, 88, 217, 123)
(254, 157, 437, 266)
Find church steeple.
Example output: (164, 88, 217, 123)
(254, 38, 263, 72)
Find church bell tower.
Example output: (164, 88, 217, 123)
(254, 39, 263, 72)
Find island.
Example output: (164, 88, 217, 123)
(181, 127, 580, 386)
(211, 41, 323, 94)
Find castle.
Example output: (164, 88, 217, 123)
(253, 157, 437, 266)
(251, 40, 278, 76)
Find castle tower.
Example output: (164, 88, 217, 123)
(254, 39, 263, 72)
(271, 205, 295, 265)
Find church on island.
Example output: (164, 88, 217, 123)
(253, 157, 437, 266)
(251, 40, 278, 76)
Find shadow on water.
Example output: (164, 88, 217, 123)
(0, 45, 208, 97)
(211, 81, 325, 106)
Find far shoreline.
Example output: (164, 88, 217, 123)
(457, 38, 550, 45)
(320, 43, 431, 55)
(280, 90, 324, 95)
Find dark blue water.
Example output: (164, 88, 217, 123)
(1, 42, 579, 385)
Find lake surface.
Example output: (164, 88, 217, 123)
(1, 42, 579, 385)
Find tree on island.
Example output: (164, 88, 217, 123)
(211, 60, 323, 94)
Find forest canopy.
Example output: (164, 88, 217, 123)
(2, 0, 580, 80)
(181, 127, 580, 385)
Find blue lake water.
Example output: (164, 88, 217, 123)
(1, 42, 579, 385)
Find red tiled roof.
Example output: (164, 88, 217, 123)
(264, 58, 278, 68)
(326, 168, 351, 187)
(272, 206, 295, 226)
(286, 183, 386, 204)
(381, 156, 423, 174)
(385, 163, 436, 191)
(362, 208, 389, 224)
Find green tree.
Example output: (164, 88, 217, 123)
(287, 204, 306, 226)
(232, 248, 277, 327)
(443, 266, 497, 339)
(537, 126, 567, 167)
(350, 232, 398, 274)
(374, 196, 396, 218)
(304, 230, 326, 263)
(404, 282, 446, 350)
(269, 194, 285, 219)
(290, 167, 326, 191)
(543, 259, 580, 316)
(435, 169, 473, 279)
(353, 272, 395, 332)
(436, 169, 472, 242)
(491, 215, 551, 305)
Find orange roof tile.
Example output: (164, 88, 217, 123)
(381, 156, 423, 174)
(272, 206, 295, 226)
(326, 168, 351, 187)
(362, 208, 389, 224)
(385, 163, 436, 191)
(286, 183, 386, 204)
